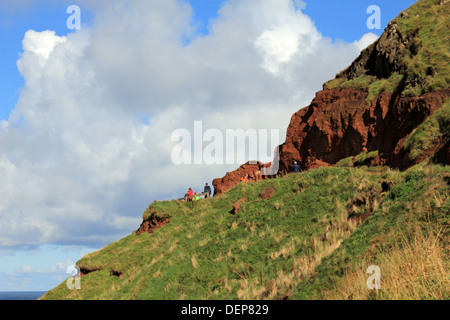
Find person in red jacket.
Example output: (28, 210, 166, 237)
(186, 188, 194, 201)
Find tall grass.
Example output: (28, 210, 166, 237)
(321, 228, 449, 300)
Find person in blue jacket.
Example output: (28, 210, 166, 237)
(293, 161, 302, 173)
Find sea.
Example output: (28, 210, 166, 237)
(0, 291, 47, 300)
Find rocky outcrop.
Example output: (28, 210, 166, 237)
(336, 12, 418, 81)
(213, 162, 264, 196)
(136, 213, 169, 236)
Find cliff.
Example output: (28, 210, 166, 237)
(214, 0, 450, 195)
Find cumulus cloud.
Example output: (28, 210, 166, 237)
(0, 0, 378, 249)
(21, 30, 67, 61)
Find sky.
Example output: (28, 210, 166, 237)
(0, 0, 417, 292)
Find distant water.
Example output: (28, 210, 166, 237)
(0, 291, 47, 300)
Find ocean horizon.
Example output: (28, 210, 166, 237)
(0, 291, 47, 300)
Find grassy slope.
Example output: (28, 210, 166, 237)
(293, 163, 449, 300)
(41, 163, 449, 300)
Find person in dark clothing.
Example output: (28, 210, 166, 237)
(293, 161, 302, 173)
(204, 183, 212, 198)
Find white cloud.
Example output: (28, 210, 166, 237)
(253, 0, 320, 74)
(1, 0, 373, 250)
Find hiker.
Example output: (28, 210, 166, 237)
(204, 183, 212, 198)
(241, 174, 249, 183)
(186, 188, 194, 201)
(293, 161, 302, 173)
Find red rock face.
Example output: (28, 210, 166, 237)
(280, 88, 370, 170)
(279, 87, 450, 172)
(212, 88, 449, 196)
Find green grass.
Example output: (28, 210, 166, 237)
(397, 0, 450, 97)
(366, 73, 404, 104)
(41, 164, 449, 300)
(336, 150, 380, 168)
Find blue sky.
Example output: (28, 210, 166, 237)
(0, 0, 417, 292)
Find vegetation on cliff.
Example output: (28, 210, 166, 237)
(325, 0, 449, 102)
(403, 98, 450, 160)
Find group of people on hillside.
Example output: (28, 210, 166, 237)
(184, 161, 303, 201)
(184, 183, 212, 202)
